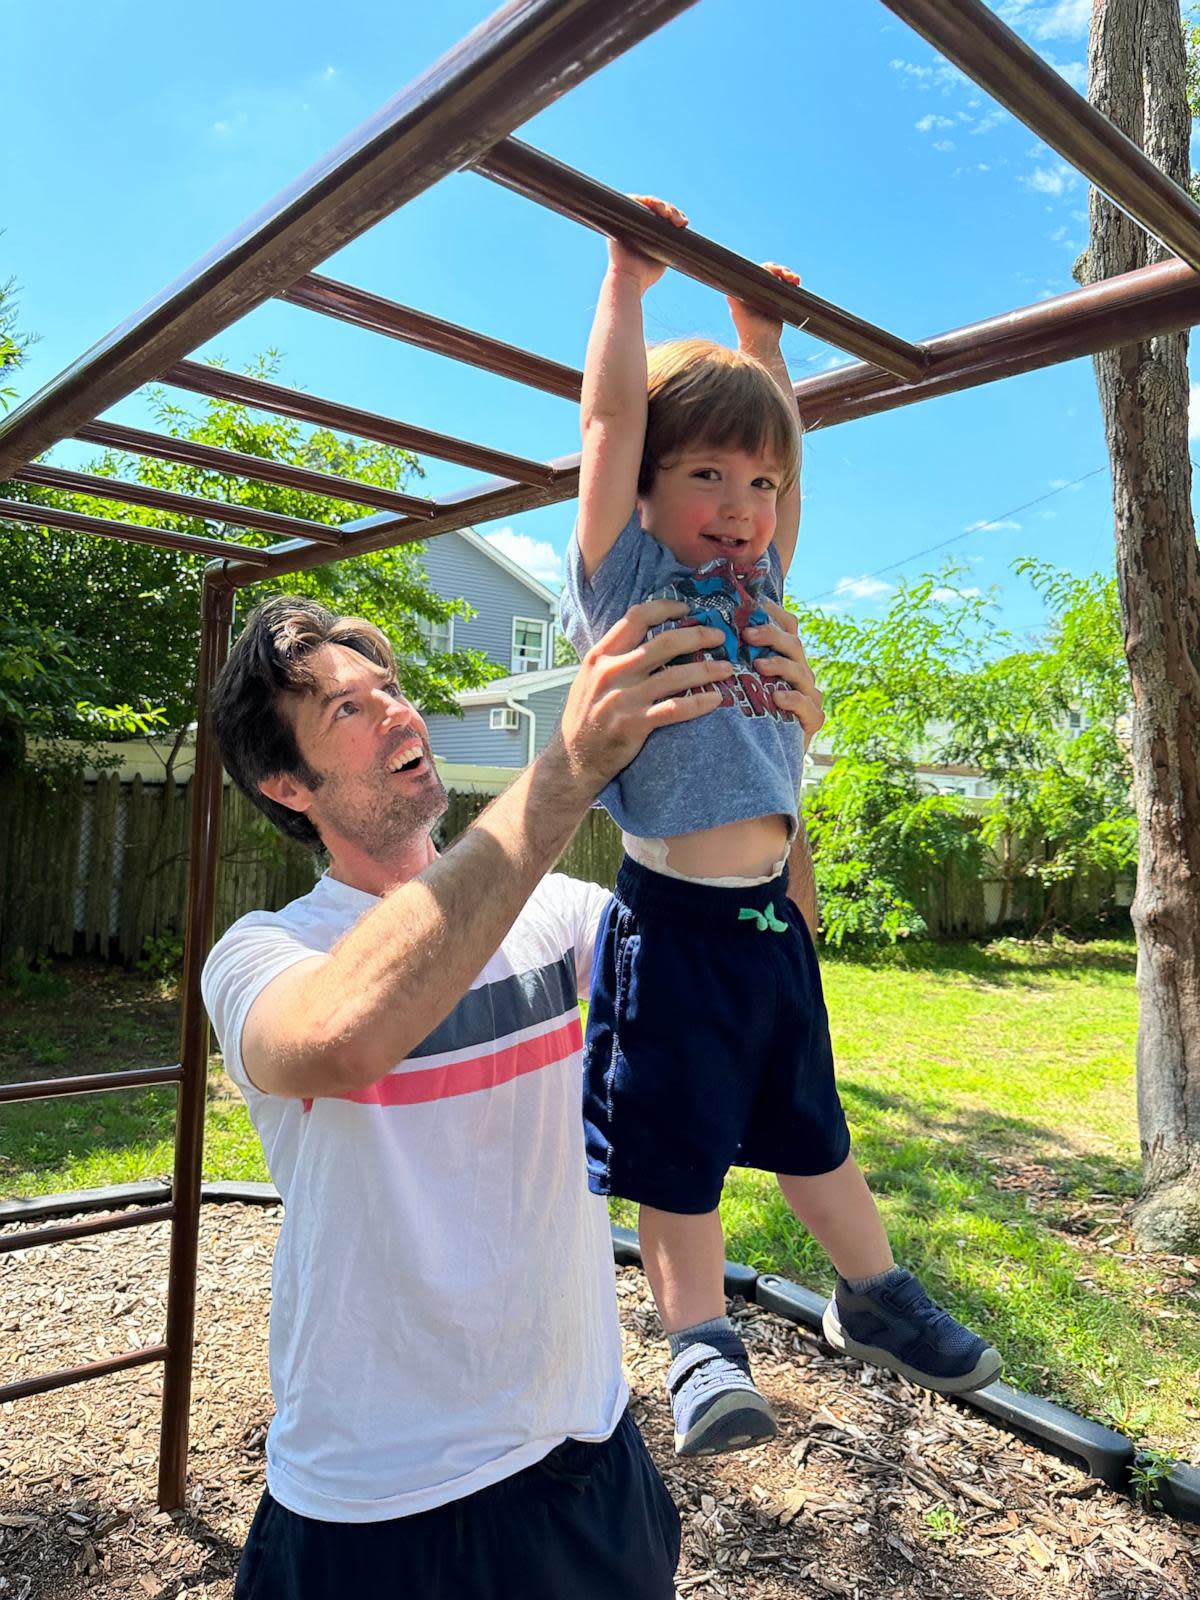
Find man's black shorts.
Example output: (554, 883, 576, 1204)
(234, 1409, 679, 1600)
(583, 856, 851, 1213)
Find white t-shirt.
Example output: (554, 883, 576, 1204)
(201, 869, 625, 1524)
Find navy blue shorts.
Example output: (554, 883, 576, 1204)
(583, 857, 851, 1213)
(233, 1409, 680, 1600)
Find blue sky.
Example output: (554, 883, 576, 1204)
(4, 0, 1193, 635)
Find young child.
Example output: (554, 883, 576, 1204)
(560, 197, 1000, 1459)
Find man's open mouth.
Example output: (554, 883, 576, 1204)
(386, 741, 426, 775)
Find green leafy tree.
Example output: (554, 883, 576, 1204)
(792, 564, 1135, 945)
(1, 281, 165, 775)
(943, 562, 1135, 929)
(791, 571, 988, 946)
(2, 354, 500, 776)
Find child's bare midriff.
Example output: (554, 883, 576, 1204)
(661, 812, 790, 880)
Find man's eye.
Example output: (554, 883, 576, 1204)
(384, 681, 404, 698)
(334, 701, 358, 718)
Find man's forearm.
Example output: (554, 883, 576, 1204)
(787, 812, 818, 941)
(264, 740, 596, 1092)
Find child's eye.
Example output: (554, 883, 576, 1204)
(690, 468, 721, 481)
(753, 477, 778, 491)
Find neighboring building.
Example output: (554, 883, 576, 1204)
(416, 527, 558, 677)
(427, 666, 579, 768)
(418, 527, 566, 769)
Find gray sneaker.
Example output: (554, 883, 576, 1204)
(666, 1330, 778, 1456)
(822, 1270, 1001, 1393)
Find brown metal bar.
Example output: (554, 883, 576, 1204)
(0, 1065, 184, 1105)
(282, 274, 584, 401)
(76, 421, 438, 520)
(0, 0, 701, 479)
(224, 458, 582, 587)
(1, 1345, 169, 1406)
(473, 138, 928, 382)
(219, 256, 1200, 588)
(881, 0, 1200, 273)
(14, 464, 345, 547)
(792, 257, 1200, 431)
(0, 497, 271, 564)
(157, 571, 234, 1511)
(165, 361, 559, 487)
(0, 1204, 177, 1255)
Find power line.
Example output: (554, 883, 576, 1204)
(801, 464, 1110, 605)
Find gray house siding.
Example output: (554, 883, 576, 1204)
(423, 706, 527, 766)
(418, 531, 555, 671)
(423, 681, 575, 769)
(526, 683, 572, 759)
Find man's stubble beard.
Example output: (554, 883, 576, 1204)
(315, 744, 449, 856)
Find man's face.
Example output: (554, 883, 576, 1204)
(281, 643, 447, 854)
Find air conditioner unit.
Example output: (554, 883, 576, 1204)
(490, 707, 520, 731)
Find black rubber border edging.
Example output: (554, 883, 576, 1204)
(5, 1187, 1196, 1522)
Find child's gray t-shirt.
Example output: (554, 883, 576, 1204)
(560, 513, 805, 838)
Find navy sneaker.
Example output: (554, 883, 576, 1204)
(822, 1269, 1001, 1394)
(666, 1329, 778, 1457)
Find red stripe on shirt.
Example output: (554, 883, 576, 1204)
(325, 1014, 583, 1108)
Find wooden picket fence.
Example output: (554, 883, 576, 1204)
(1, 769, 1127, 971)
(437, 789, 626, 890)
(0, 769, 318, 970)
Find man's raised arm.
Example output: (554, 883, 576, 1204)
(240, 604, 733, 1099)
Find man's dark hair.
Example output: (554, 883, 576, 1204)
(211, 595, 397, 851)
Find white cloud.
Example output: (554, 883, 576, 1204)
(1044, 52, 1087, 92)
(889, 55, 965, 93)
(1190, 384, 1200, 441)
(1021, 163, 1078, 196)
(834, 575, 894, 601)
(891, 57, 934, 80)
(998, 0, 1088, 39)
(1029, 0, 1089, 40)
(965, 518, 1022, 533)
(970, 109, 1007, 136)
(484, 527, 564, 587)
(932, 586, 982, 602)
(933, 139, 956, 152)
(916, 113, 955, 132)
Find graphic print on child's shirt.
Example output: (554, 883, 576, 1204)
(649, 554, 798, 722)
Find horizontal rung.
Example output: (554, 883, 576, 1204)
(0, 1064, 184, 1104)
(0, 1203, 177, 1254)
(0, 1343, 169, 1404)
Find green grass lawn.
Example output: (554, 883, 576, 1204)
(4, 941, 1198, 1456)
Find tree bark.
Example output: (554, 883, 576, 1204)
(1081, 0, 1200, 1249)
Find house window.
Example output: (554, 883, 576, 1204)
(417, 616, 454, 656)
(489, 707, 520, 731)
(511, 617, 548, 673)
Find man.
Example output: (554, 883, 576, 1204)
(202, 591, 823, 1599)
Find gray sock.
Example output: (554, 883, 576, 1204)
(667, 1316, 734, 1359)
(843, 1265, 907, 1295)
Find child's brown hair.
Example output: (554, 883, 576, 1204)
(638, 339, 801, 497)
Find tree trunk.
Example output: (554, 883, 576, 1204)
(1081, 0, 1200, 1249)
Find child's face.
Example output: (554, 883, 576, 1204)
(637, 445, 782, 570)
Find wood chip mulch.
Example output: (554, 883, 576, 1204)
(2, 1204, 1197, 1599)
